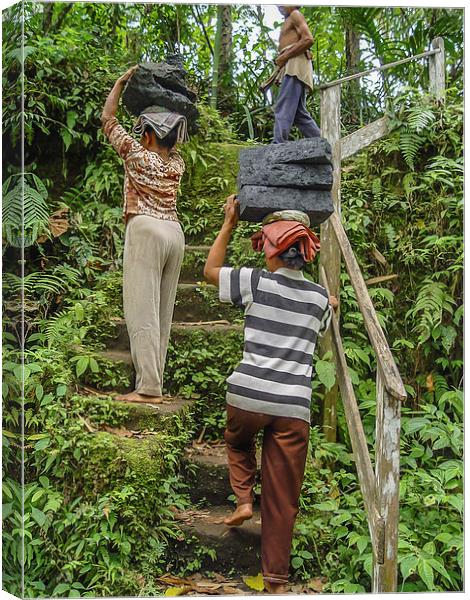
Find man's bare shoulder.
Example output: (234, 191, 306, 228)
(289, 9, 307, 24)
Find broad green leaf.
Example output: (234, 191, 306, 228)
(31, 507, 46, 527)
(75, 356, 89, 377)
(291, 556, 304, 569)
(56, 384, 67, 397)
(418, 557, 434, 590)
(52, 583, 70, 595)
(315, 360, 336, 390)
(400, 555, 418, 579)
(313, 500, 338, 511)
(34, 437, 50, 451)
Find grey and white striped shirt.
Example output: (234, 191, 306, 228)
(219, 266, 332, 423)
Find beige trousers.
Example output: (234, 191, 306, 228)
(123, 215, 185, 395)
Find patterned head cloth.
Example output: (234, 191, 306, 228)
(133, 106, 188, 143)
(251, 210, 320, 262)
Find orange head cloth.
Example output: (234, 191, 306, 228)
(251, 220, 320, 262)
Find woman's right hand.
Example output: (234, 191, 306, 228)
(223, 194, 240, 229)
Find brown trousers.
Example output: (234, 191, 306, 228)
(224, 404, 310, 584)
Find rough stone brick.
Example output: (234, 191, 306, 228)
(238, 162, 332, 189)
(122, 59, 199, 132)
(239, 137, 332, 167)
(238, 185, 333, 224)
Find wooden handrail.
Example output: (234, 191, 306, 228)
(328, 212, 407, 401)
(319, 48, 440, 90)
(319, 266, 383, 556)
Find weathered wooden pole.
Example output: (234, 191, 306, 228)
(429, 36, 446, 101)
(372, 369, 401, 592)
(319, 84, 341, 443)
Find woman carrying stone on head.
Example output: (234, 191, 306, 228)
(101, 66, 187, 404)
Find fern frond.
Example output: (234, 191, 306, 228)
(399, 132, 424, 169)
(406, 107, 435, 133)
(406, 280, 456, 344)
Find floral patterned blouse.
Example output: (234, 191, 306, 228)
(103, 116, 185, 222)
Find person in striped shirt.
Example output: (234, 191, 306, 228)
(204, 195, 337, 593)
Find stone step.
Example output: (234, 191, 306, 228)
(177, 506, 261, 575)
(108, 319, 243, 352)
(176, 283, 239, 322)
(79, 392, 193, 432)
(184, 443, 231, 505)
(184, 443, 262, 507)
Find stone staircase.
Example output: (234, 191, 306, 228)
(88, 245, 262, 581)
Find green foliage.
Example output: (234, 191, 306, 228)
(2, 2, 463, 595)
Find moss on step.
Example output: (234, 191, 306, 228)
(77, 414, 194, 499)
(77, 394, 194, 433)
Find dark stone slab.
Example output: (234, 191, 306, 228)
(238, 162, 333, 190)
(238, 185, 333, 224)
(122, 60, 199, 132)
(239, 137, 332, 167)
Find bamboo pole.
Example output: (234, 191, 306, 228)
(320, 48, 440, 90)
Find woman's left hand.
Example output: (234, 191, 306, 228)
(118, 65, 139, 86)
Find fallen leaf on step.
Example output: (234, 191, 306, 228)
(223, 586, 244, 594)
(242, 573, 264, 591)
(164, 585, 191, 596)
(308, 577, 326, 592)
(101, 425, 134, 437)
(158, 575, 193, 586)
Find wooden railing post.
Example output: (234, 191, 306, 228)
(429, 37, 445, 101)
(372, 368, 401, 592)
(319, 83, 341, 443)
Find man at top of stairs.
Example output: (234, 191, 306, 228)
(261, 6, 321, 144)
(204, 195, 337, 593)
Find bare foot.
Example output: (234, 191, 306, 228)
(223, 503, 253, 527)
(264, 581, 288, 594)
(114, 391, 163, 405)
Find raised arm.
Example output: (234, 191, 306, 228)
(204, 195, 240, 286)
(276, 11, 314, 67)
(101, 65, 138, 123)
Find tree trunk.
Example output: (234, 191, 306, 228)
(217, 5, 234, 113)
(210, 5, 234, 113)
(42, 3, 54, 33)
(210, 6, 223, 109)
(344, 24, 361, 127)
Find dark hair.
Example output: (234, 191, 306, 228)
(143, 124, 178, 149)
(279, 244, 306, 270)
